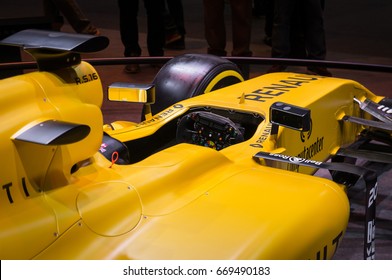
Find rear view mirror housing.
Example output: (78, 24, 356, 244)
(270, 102, 311, 133)
(108, 83, 156, 120)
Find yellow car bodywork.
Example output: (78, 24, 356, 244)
(1, 61, 380, 260)
(0, 31, 384, 260)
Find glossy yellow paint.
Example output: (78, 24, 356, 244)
(35, 154, 349, 260)
(0, 64, 381, 259)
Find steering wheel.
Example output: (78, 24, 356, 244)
(176, 111, 244, 150)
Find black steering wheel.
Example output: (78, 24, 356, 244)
(176, 111, 244, 150)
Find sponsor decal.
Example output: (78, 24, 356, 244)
(300, 119, 312, 142)
(268, 152, 323, 166)
(1, 177, 35, 204)
(74, 72, 99, 85)
(137, 104, 184, 127)
(255, 136, 324, 171)
(296, 137, 324, 160)
(250, 123, 273, 148)
(241, 75, 323, 103)
(366, 182, 377, 259)
(315, 231, 344, 260)
(288, 137, 324, 172)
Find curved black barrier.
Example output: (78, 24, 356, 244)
(1, 56, 392, 73)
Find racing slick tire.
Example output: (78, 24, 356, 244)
(150, 53, 245, 115)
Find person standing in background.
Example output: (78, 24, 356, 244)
(252, 0, 264, 18)
(117, 0, 166, 74)
(268, 0, 331, 76)
(262, 0, 274, 46)
(203, 0, 253, 78)
(164, 0, 186, 50)
(43, 0, 100, 35)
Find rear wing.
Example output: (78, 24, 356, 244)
(0, 29, 109, 71)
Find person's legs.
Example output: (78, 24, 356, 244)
(289, 2, 307, 59)
(166, 0, 186, 36)
(165, 0, 186, 49)
(263, 0, 274, 46)
(253, 0, 264, 17)
(144, 0, 165, 56)
(303, 0, 326, 60)
(118, 0, 141, 57)
(48, 0, 98, 34)
(303, 0, 331, 76)
(118, 0, 141, 73)
(229, 0, 253, 78)
(203, 0, 227, 56)
(267, 0, 294, 73)
(230, 0, 253, 57)
(43, 0, 64, 30)
(271, 0, 295, 58)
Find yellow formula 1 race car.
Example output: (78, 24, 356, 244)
(0, 30, 390, 260)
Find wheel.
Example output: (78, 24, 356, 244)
(150, 53, 244, 115)
(176, 111, 245, 150)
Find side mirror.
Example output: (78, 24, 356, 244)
(270, 102, 311, 134)
(108, 83, 155, 120)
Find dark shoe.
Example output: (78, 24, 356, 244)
(150, 64, 163, 70)
(263, 36, 272, 47)
(165, 37, 185, 50)
(81, 25, 100, 36)
(124, 64, 140, 74)
(165, 32, 182, 45)
(207, 48, 227, 56)
(252, 7, 265, 18)
(307, 66, 332, 77)
(267, 65, 287, 73)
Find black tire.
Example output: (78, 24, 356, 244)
(150, 54, 244, 115)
